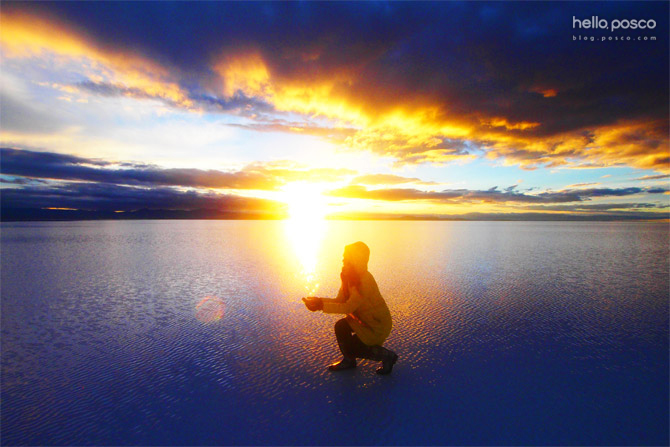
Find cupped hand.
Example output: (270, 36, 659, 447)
(302, 297, 322, 311)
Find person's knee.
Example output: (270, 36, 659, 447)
(334, 318, 349, 334)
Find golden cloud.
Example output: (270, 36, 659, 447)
(214, 52, 476, 164)
(1, 11, 192, 108)
(480, 117, 541, 131)
(242, 160, 356, 184)
(480, 119, 669, 172)
(214, 51, 668, 172)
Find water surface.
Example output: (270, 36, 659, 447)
(2, 220, 668, 445)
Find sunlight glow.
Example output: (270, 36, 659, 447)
(282, 182, 329, 296)
(281, 182, 330, 222)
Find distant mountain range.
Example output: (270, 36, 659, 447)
(2, 207, 667, 222)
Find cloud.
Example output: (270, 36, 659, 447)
(350, 174, 439, 186)
(0, 176, 48, 186)
(0, 147, 280, 190)
(524, 202, 669, 212)
(566, 182, 600, 188)
(0, 86, 67, 134)
(2, 2, 668, 172)
(0, 9, 193, 108)
(0, 180, 286, 216)
(76, 81, 276, 116)
(202, 3, 669, 170)
(243, 160, 356, 183)
(326, 184, 669, 204)
(327, 210, 669, 222)
(227, 118, 356, 141)
(0, 148, 358, 190)
(634, 174, 670, 181)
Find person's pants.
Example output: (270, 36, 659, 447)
(334, 318, 375, 360)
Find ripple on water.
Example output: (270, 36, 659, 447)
(1, 221, 668, 445)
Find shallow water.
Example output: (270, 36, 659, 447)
(1, 220, 668, 445)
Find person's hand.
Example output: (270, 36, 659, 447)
(302, 297, 323, 312)
(302, 297, 317, 311)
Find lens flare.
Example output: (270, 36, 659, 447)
(195, 296, 225, 323)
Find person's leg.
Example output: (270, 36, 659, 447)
(349, 334, 375, 359)
(334, 318, 356, 359)
(370, 345, 398, 375)
(329, 318, 357, 371)
(350, 336, 398, 375)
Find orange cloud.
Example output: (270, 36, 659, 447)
(1, 11, 192, 107)
(480, 117, 541, 131)
(213, 50, 668, 172)
(215, 52, 364, 123)
(214, 51, 476, 164)
(481, 119, 669, 172)
(529, 86, 558, 98)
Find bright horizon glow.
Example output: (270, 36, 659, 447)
(280, 182, 331, 222)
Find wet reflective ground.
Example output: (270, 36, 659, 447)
(2, 220, 668, 445)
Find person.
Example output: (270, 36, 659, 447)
(303, 241, 398, 375)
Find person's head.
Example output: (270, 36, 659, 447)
(342, 241, 370, 274)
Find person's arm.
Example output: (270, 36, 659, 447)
(322, 286, 363, 314)
(304, 282, 346, 306)
(320, 284, 346, 303)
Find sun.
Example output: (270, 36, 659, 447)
(280, 182, 330, 221)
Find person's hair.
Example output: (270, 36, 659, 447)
(341, 241, 368, 299)
(341, 266, 360, 299)
(348, 241, 370, 265)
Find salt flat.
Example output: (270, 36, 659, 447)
(2, 220, 668, 445)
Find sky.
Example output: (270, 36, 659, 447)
(1, 1, 669, 220)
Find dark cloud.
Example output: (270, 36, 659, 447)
(575, 187, 667, 198)
(0, 147, 280, 190)
(0, 148, 358, 192)
(0, 180, 286, 216)
(0, 176, 48, 186)
(327, 210, 669, 222)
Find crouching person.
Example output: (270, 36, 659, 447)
(303, 241, 398, 375)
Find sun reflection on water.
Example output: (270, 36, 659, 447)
(281, 183, 329, 296)
(284, 216, 326, 296)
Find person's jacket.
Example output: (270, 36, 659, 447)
(321, 249, 392, 346)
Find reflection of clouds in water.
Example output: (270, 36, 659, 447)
(195, 296, 225, 323)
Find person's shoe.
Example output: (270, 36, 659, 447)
(328, 357, 357, 371)
(375, 350, 398, 375)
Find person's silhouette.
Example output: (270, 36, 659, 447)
(303, 241, 398, 374)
